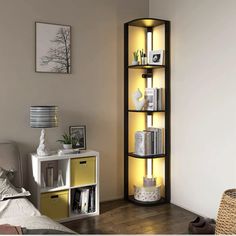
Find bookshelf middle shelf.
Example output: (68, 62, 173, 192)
(128, 152, 166, 159)
(128, 110, 165, 113)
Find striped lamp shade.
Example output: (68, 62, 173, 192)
(30, 106, 58, 128)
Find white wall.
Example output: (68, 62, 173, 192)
(0, 0, 148, 202)
(150, 0, 236, 218)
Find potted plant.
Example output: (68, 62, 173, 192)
(132, 50, 139, 65)
(57, 133, 78, 149)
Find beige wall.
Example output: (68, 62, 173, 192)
(150, 0, 236, 218)
(0, 0, 148, 201)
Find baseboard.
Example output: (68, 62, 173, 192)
(100, 196, 124, 204)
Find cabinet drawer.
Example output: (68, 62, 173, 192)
(71, 157, 96, 187)
(40, 190, 68, 220)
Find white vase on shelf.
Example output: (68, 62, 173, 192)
(132, 60, 139, 65)
(63, 144, 72, 149)
(57, 169, 64, 187)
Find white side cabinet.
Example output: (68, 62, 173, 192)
(28, 150, 99, 222)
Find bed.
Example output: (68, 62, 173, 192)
(0, 141, 75, 234)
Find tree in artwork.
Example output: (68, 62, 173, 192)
(41, 27, 71, 73)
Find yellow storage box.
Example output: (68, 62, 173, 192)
(71, 157, 96, 187)
(40, 190, 68, 220)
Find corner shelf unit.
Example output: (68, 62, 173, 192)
(124, 18, 171, 205)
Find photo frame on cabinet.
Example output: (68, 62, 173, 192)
(35, 22, 71, 73)
(69, 126, 86, 150)
(149, 50, 164, 65)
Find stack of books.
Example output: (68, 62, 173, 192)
(145, 88, 165, 110)
(72, 186, 96, 214)
(135, 128, 165, 156)
(58, 148, 80, 156)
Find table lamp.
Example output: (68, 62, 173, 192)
(30, 106, 58, 156)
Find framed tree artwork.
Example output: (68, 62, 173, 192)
(35, 22, 71, 73)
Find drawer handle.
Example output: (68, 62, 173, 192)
(80, 161, 87, 164)
(51, 195, 59, 199)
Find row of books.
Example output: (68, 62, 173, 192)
(72, 186, 96, 214)
(135, 128, 165, 155)
(145, 88, 165, 111)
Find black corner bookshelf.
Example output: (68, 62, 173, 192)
(124, 18, 171, 205)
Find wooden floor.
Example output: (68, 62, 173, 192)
(63, 200, 198, 234)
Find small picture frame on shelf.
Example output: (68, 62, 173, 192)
(69, 125, 86, 150)
(149, 50, 164, 65)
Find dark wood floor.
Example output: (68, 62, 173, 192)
(63, 200, 198, 234)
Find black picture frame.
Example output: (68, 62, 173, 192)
(69, 126, 86, 150)
(35, 22, 71, 74)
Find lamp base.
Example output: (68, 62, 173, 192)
(37, 129, 49, 156)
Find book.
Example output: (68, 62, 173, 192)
(135, 131, 146, 155)
(72, 188, 81, 214)
(135, 128, 165, 155)
(147, 127, 165, 155)
(162, 128, 165, 154)
(145, 88, 155, 110)
(81, 188, 89, 213)
(144, 87, 165, 111)
(46, 167, 54, 187)
(146, 132, 152, 155)
(89, 186, 95, 213)
(154, 88, 158, 110)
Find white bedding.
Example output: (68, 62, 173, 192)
(0, 197, 40, 218)
(0, 197, 74, 233)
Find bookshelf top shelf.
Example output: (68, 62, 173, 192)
(128, 152, 166, 159)
(128, 64, 165, 69)
(126, 18, 166, 27)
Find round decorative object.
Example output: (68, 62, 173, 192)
(215, 189, 236, 234)
(134, 185, 161, 202)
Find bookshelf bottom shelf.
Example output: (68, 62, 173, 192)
(128, 195, 166, 206)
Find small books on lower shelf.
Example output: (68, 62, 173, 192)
(135, 128, 165, 156)
(72, 186, 96, 214)
(145, 88, 165, 111)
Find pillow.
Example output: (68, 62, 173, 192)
(0, 178, 18, 195)
(0, 177, 30, 201)
(0, 167, 15, 181)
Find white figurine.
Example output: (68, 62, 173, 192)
(37, 129, 49, 156)
(133, 88, 146, 110)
